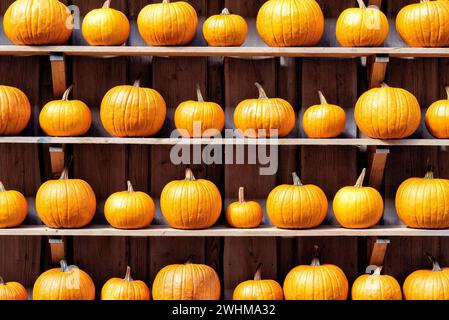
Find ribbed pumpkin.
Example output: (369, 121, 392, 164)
(256, 0, 324, 47)
(352, 266, 402, 300)
(396, 0, 449, 47)
(403, 254, 449, 300)
(174, 85, 225, 138)
(100, 79, 167, 137)
(101, 266, 150, 300)
(0, 276, 27, 300)
(35, 161, 97, 229)
(33, 260, 95, 300)
(0, 181, 28, 228)
(333, 168, 384, 229)
(336, 0, 389, 47)
(82, 0, 130, 46)
(425, 86, 449, 138)
(203, 8, 248, 47)
(233, 264, 283, 300)
(0, 85, 31, 135)
(283, 245, 349, 300)
(104, 181, 155, 230)
(355, 83, 421, 139)
(234, 83, 296, 138)
(3, 0, 73, 45)
(160, 168, 222, 230)
(396, 168, 449, 229)
(226, 187, 263, 229)
(137, 0, 198, 46)
(302, 91, 346, 138)
(266, 172, 328, 229)
(152, 261, 221, 300)
(39, 85, 92, 137)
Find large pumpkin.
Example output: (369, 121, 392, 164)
(266, 172, 328, 229)
(0, 181, 28, 228)
(234, 83, 296, 138)
(302, 91, 346, 138)
(283, 245, 349, 300)
(100, 79, 167, 137)
(336, 0, 389, 47)
(137, 0, 198, 46)
(355, 83, 421, 139)
(3, 0, 73, 45)
(152, 261, 220, 300)
(0, 85, 31, 136)
(82, 0, 130, 46)
(104, 181, 155, 230)
(396, 0, 449, 47)
(203, 8, 248, 47)
(101, 266, 150, 300)
(39, 85, 92, 137)
(396, 168, 449, 229)
(226, 187, 263, 229)
(256, 0, 324, 47)
(233, 264, 283, 300)
(0, 276, 27, 300)
(160, 168, 222, 229)
(33, 260, 95, 300)
(425, 86, 449, 138)
(333, 168, 384, 229)
(35, 162, 97, 229)
(174, 85, 225, 138)
(403, 254, 449, 300)
(352, 266, 402, 300)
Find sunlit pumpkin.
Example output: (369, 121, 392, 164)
(0, 181, 28, 228)
(355, 83, 421, 139)
(256, 0, 324, 47)
(203, 8, 248, 46)
(352, 266, 402, 300)
(0, 276, 27, 300)
(266, 172, 327, 229)
(3, 0, 73, 45)
(160, 168, 222, 230)
(0, 85, 31, 135)
(233, 264, 283, 300)
(101, 266, 150, 300)
(226, 187, 263, 229)
(234, 82, 296, 138)
(425, 86, 449, 138)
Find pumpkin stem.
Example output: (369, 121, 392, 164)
(356, 0, 366, 9)
(254, 82, 268, 99)
(372, 266, 383, 275)
(221, 8, 231, 15)
(60, 260, 69, 272)
(59, 156, 73, 180)
(133, 79, 141, 87)
(127, 180, 134, 192)
(292, 172, 303, 186)
(124, 266, 133, 281)
(0, 276, 4, 285)
(318, 90, 328, 105)
(380, 82, 389, 88)
(62, 85, 74, 101)
(254, 263, 263, 281)
(185, 256, 193, 264)
(238, 187, 245, 203)
(185, 168, 196, 181)
(444, 86, 449, 100)
(426, 252, 442, 272)
(0, 181, 5, 192)
(354, 168, 366, 187)
(424, 165, 434, 179)
(196, 84, 205, 102)
(162, 0, 170, 3)
(102, 0, 111, 9)
(311, 245, 321, 266)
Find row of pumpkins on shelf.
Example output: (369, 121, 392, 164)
(2, 82, 449, 139)
(1, 247, 449, 300)
(3, 0, 449, 48)
(1, 165, 449, 230)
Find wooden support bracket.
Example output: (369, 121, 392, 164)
(367, 146, 389, 190)
(49, 146, 65, 178)
(50, 54, 67, 98)
(368, 55, 389, 89)
(49, 237, 65, 264)
(367, 238, 390, 271)
(368, 0, 382, 8)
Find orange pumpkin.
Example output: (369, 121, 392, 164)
(101, 266, 150, 300)
(233, 264, 283, 300)
(0, 181, 28, 228)
(0, 276, 27, 300)
(226, 187, 263, 229)
(351, 266, 402, 300)
(203, 8, 248, 47)
(425, 86, 449, 138)
(0, 85, 31, 135)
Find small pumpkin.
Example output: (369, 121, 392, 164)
(82, 0, 130, 46)
(0, 181, 28, 228)
(256, 0, 324, 47)
(333, 168, 384, 229)
(152, 260, 221, 300)
(33, 260, 95, 300)
(35, 160, 97, 229)
(283, 245, 349, 300)
(137, 0, 198, 46)
(266, 172, 328, 229)
(104, 181, 155, 230)
(226, 187, 263, 229)
(336, 0, 389, 47)
(0, 276, 27, 300)
(234, 83, 296, 138)
(351, 266, 402, 300)
(160, 168, 222, 230)
(425, 86, 449, 138)
(396, 168, 449, 229)
(100, 79, 167, 137)
(403, 253, 449, 300)
(39, 85, 92, 137)
(355, 83, 421, 139)
(0, 85, 31, 136)
(233, 264, 283, 300)
(3, 0, 73, 45)
(302, 91, 346, 138)
(203, 8, 248, 47)
(396, 0, 449, 47)
(174, 84, 225, 138)
(101, 266, 150, 300)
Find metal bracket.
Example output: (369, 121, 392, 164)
(367, 146, 389, 190)
(368, 55, 389, 89)
(49, 237, 65, 264)
(49, 146, 65, 178)
(50, 54, 67, 98)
